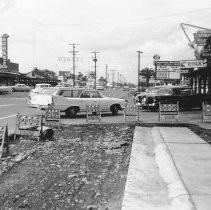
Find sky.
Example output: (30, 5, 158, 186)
(0, 0, 211, 84)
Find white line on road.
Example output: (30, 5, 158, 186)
(0, 104, 15, 107)
(0, 114, 17, 120)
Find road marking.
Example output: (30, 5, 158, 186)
(0, 104, 15, 107)
(0, 114, 17, 120)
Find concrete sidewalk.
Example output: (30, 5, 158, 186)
(122, 126, 211, 210)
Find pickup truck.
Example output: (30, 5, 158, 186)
(28, 87, 126, 117)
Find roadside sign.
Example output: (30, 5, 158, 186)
(0, 125, 9, 159)
(153, 54, 160, 60)
(180, 60, 207, 69)
(124, 104, 139, 123)
(14, 114, 43, 140)
(45, 108, 61, 128)
(202, 101, 211, 122)
(194, 31, 211, 46)
(86, 104, 101, 123)
(156, 71, 168, 79)
(156, 61, 180, 72)
(159, 102, 179, 122)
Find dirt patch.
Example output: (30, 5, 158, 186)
(0, 124, 134, 210)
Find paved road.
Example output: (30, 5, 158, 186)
(0, 93, 209, 134)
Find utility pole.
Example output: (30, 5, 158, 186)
(69, 43, 79, 87)
(105, 65, 108, 88)
(137, 51, 143, 91)
(110, 70, 116, 88)
(91, 52, 100, 89)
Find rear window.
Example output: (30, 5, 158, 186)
(40, 88, 57, 95)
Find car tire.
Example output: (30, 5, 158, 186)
(111, 105, 119, 115)
(65, 107, 78, 118)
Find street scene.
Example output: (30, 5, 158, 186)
(0, 0, 211, 209)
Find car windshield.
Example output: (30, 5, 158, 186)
(156, 88, 172, 94)
(40, 88, 57, 95)
(146, 86, 162, 93)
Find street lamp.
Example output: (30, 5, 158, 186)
(137, 51, 143, 91)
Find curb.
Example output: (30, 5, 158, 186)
(151, 127, 196, 210)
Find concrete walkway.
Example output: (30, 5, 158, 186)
(122, 126, 211, 210)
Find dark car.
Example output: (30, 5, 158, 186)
(135, 86, 165, 109)
(142, 86, 211, 111)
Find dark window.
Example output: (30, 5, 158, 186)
(80, 91, 90, 98)
(60, 90, 72, 97)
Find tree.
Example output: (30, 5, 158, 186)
(139, 67, 155, 87)
(32, 67, 57, 79)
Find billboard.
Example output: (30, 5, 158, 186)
(59, 71, 71, 77)
(180, 60, 207, 69)
(194, 31, 211, 46)
(156, 61, 180, 72)
(1, 34, 9, 68)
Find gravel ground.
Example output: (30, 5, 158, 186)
(0, 124, 134, 210)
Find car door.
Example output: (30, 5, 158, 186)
(89, 90, 107, 111)
(79, 90, 92, 112)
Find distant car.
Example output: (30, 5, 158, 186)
(96, 85, 104, 90)
(0, 86, 12, 94)
(28, 87, 126, 117)
(123, 86, 130, 91)
(31, 83, 52, 94)
(11, 84, 32, 92)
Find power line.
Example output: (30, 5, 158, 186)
(1, 7, 211, 26)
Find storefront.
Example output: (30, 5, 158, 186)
(190, 65, 211, 94)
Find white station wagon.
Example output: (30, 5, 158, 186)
(28, 87, 126, 117)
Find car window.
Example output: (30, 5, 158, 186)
(90, 91, 101, 98)
(80, 91, 91, 98)
(157, 88, 172, 94)
(40, 88, 57, 95)
(180, 89, 192, 96)
(60, 90, 73, 97)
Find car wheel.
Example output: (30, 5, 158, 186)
(11, 88, 15, 92)
(111, 105, 119, 115)
(65, 107, 78, 118)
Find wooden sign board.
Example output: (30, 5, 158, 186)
(0, 125, 9, 158)
(14, 114, 42, 140)
(86, 104, 101, 123)
(159, 102, 179, 122)
(202, 102, 211, 122)
(124, 104, 139, 123)
(45, 108, 61, 127)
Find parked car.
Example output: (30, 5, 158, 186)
(141, 85, 211, 111)
(123, 86, 130, 91)
(11, 84, 32, 92)
(135, 86, 165, 109)
(96, 85, 104, 90)
(0, 85, 12, 94)
(28, 87, 126, 117)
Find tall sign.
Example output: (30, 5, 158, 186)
(194, 31, 211, 46)
(1, 34, 9, 68)
(156, 61, 180, 79)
